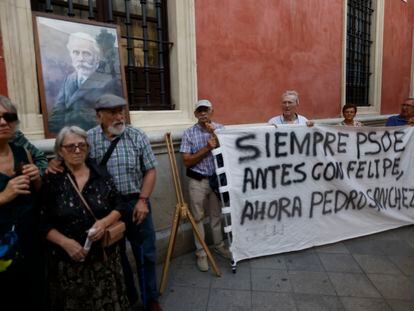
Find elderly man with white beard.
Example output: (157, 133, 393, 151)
(87, 94, 162, 311)
(48, 32, 122, 135)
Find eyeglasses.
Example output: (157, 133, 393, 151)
(61, 142, 88, 153)
(0, 112, 18, 123)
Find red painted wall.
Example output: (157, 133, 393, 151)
(381, 0, 414, 114)
(195, 0, 344, 125)
(0, 33, 8, 96)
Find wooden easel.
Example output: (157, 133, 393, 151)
(159, 132, 221, 294)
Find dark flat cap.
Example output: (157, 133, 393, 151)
(95, 94, 127, 110)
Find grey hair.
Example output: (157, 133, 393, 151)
(282, 90, 300, 105)
(0, 95, 19, 125)
(54, 126, 88, 157)
(66, 32, 101, 58)
(0, 95, 18, 114)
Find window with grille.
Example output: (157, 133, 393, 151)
(31, 0, 172, 111)
(346, 0, 374, 107)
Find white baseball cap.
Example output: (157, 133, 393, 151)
(194, 99, 212, 111)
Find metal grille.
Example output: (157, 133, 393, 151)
(346, 0, 373, 107)
(31, 0, 172, 110)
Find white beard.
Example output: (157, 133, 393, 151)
(108, 123, 126, 136)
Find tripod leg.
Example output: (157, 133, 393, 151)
(186, 211, 222, 277)
(159, 204, 182, 294)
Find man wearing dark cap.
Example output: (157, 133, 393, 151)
(180, 99, 231, 272)
(86, 94, 161, 310)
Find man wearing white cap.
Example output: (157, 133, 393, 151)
(180, 99, 231, 272)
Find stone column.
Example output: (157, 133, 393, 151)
(0, 0, 44, 138)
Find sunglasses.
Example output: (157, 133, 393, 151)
(0, 112, 18, 123)
(61, 142, 89, 153)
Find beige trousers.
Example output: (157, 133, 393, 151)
(188, 178, 224, 256)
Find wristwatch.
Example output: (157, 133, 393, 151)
(139, 196, 149, 203)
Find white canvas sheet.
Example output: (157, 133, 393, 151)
(215, 125, 414, 263)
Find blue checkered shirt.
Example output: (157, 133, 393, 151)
(87, 125, 157, 195)
(179, 122, 224, 176)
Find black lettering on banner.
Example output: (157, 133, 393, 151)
(346, 161, 357, 178)
(268, 201, 278, 219)
(293, 162, 307, 183)
(382, 158, 393, 177)
(335, 190, 348, 213)
(367, 159, 380, 179)
(243, 167, 255, 193)
(394, 131, 406, 152)
(312, 132, 325, 156)
(242, 163, 309, 193)
(309, 191, 323, 218)
(357, 191, 367, 209)
(401, 188, 409, 209)
(241, 200, 254, 225)
(256, 168, 268, 190)
(291, 132, 311, 156)
(278, 198, 291, 221)
(366, 189, 379, 209)
(346, 190, 358, 210)
(265, 132, 270, 157)
(281, 164, 292, 185)
(312, 162, 323, 180)
(366, 132, 381, 156)
(274, 132, 288, 157)
(355, 161, 366, 178)
(410, 189, 414, 207)
(356, 131, 406, 159)
(236, 134, 260, 163)
(381, 131, 392, 152)
(356, 132, 368, 159)
(240, 198, 302, 224)
(323, 132, 336, 157)
(322, 190, 333, 215)
(268, 165, 281, 188)
(337, 132, 349, 153)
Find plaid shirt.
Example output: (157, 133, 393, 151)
(87, 125, 157, 195)
(180, 122, 223, 176)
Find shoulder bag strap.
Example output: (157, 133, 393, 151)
(23, 147, 33, 165)
(66, 173, 97, 221)
(99, 136, 121, 167)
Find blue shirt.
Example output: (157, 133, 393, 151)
(180, 122, 224, 176)
(385, 115, 407, 126)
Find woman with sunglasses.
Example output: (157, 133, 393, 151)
(0, 96, 45, 308)
(40, 126, 129, 310)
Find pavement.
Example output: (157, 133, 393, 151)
(156, 225, 414, 311)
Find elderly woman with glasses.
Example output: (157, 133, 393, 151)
(40, 126, 129, 311)
(0, 96, 45, 309)
(268, 90, 312, 126)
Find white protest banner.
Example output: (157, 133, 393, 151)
(214, 125, 414, 263)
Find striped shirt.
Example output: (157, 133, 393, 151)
(87, 125, 157, 195)
(180, 122, 224, 176)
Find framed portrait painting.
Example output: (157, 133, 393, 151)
(32, 13, 129, 138)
